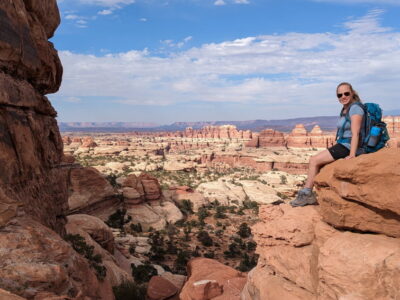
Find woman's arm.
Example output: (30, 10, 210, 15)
(347, 114, 363, 158)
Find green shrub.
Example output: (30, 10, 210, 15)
(106, 209, 132, 230)
(130, 223, 143, 233)
(113, 281, 146, 300)
(238, 223, 251, 238)
(237, 253, 259, 272)
(203, 251, 215, 259)
(106, 173, 121, 188)
(131, 262, 157, 284)
(247, 241, 257, 251)
(179, 199, 194, 215)
(197, 230, 213, 247)
(64, 234, 107, 280)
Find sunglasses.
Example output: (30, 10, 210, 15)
(337, 92, 351, 98)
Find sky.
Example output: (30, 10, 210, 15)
(51, 0, 400, 124)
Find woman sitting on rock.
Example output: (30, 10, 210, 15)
(290, 82, 365, 207)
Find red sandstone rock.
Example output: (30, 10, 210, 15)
(138, 173, 162, 201)
(286, 124, 310, 147)
(0, 288, 26, 300)
(0, 218, 113, 299)
(147, 276, 178, 300)
(81, 136, 97, 148)
(246, 129, 286, 148)
(0, 1, 62, 95)
(66, 214, 115, 253)
(180, 258, 247, 300)
(0, 0, 114, 298)
(245, 202, 400, 300)
(315, 148, 400, 237)
(66, 214, 132, 287)
(244, 149, 400, 299)
(68, 167, 116, 214)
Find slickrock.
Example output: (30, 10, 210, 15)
(243, 148, 400, 300)
(66, 214, 132, 286)
(169, 186, 208, 212)
(0, 1, 114, 297)
(0, 217, 113, 299)
(68, 166, 119, 218)
(0, 288, 26, 300)
(66, 214, 115, 253)
(180, 258, 247, 300)
(315, 148, 400, 237)
(147, 276, 179, 300)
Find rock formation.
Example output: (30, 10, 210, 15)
(67, 166, 120, 219)
(0, 1, 114, 298)
(245, 129, 286, 148)
(180, 258, 247, 300)
(243, 148, 400, 299)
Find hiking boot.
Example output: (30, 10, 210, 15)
(290, 190, 317, 207)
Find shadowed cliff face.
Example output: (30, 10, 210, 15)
(0, 0, 66, 234)
(0, 1, 115, 299)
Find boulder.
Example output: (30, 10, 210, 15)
(147, 276, 178, 300)
(67, 166, 117, 215)
(180, 258, 247, 300)
(244, 161, 400, 300)
(315, 148, 400, 237)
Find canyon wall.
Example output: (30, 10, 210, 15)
(0, 1, 114, 298)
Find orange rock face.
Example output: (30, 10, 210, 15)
(0, 1, 114, 298)
(122, 173, 162, 206)
(180, 258, 247, 300)
(173, 125, 253, 139)
(147, 276, 179, 300)
(244, 148, 400, 300)
(315, 148, 400, 237)
(81, 136, 97, 148)
(68, 166, 117, 215)
(246, 129, 286, 148)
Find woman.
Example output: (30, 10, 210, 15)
(290, 82, 365, 207)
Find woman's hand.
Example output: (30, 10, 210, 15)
(345, 154, 356, 159)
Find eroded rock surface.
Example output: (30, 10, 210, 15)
(243, 148, 400, 300)
(180, 258, 247, 300)
(0, 1, 114, 298)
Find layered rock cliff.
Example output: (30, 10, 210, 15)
(243, 148, 400, 299)
(0, 1, 114, 298)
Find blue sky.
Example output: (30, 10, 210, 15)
(51, 0, 400, 124)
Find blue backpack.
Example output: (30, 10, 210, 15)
(337, 102, 390, 153)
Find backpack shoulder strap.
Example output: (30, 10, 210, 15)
(336, 102, 365, 142)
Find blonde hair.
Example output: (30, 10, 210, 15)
(336, 82, 362, 104)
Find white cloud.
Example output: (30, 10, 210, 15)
(160, 36, 193, 49)
(98, 9, 113, 15)
(139, 17, 147, 22)
(65, 14, 80, 20)
(55, 10, 400, 116)
(214, 0, 226, 6)
(234, 0, 250, 4)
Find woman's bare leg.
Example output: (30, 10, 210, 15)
(304, 149, 335, 189)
